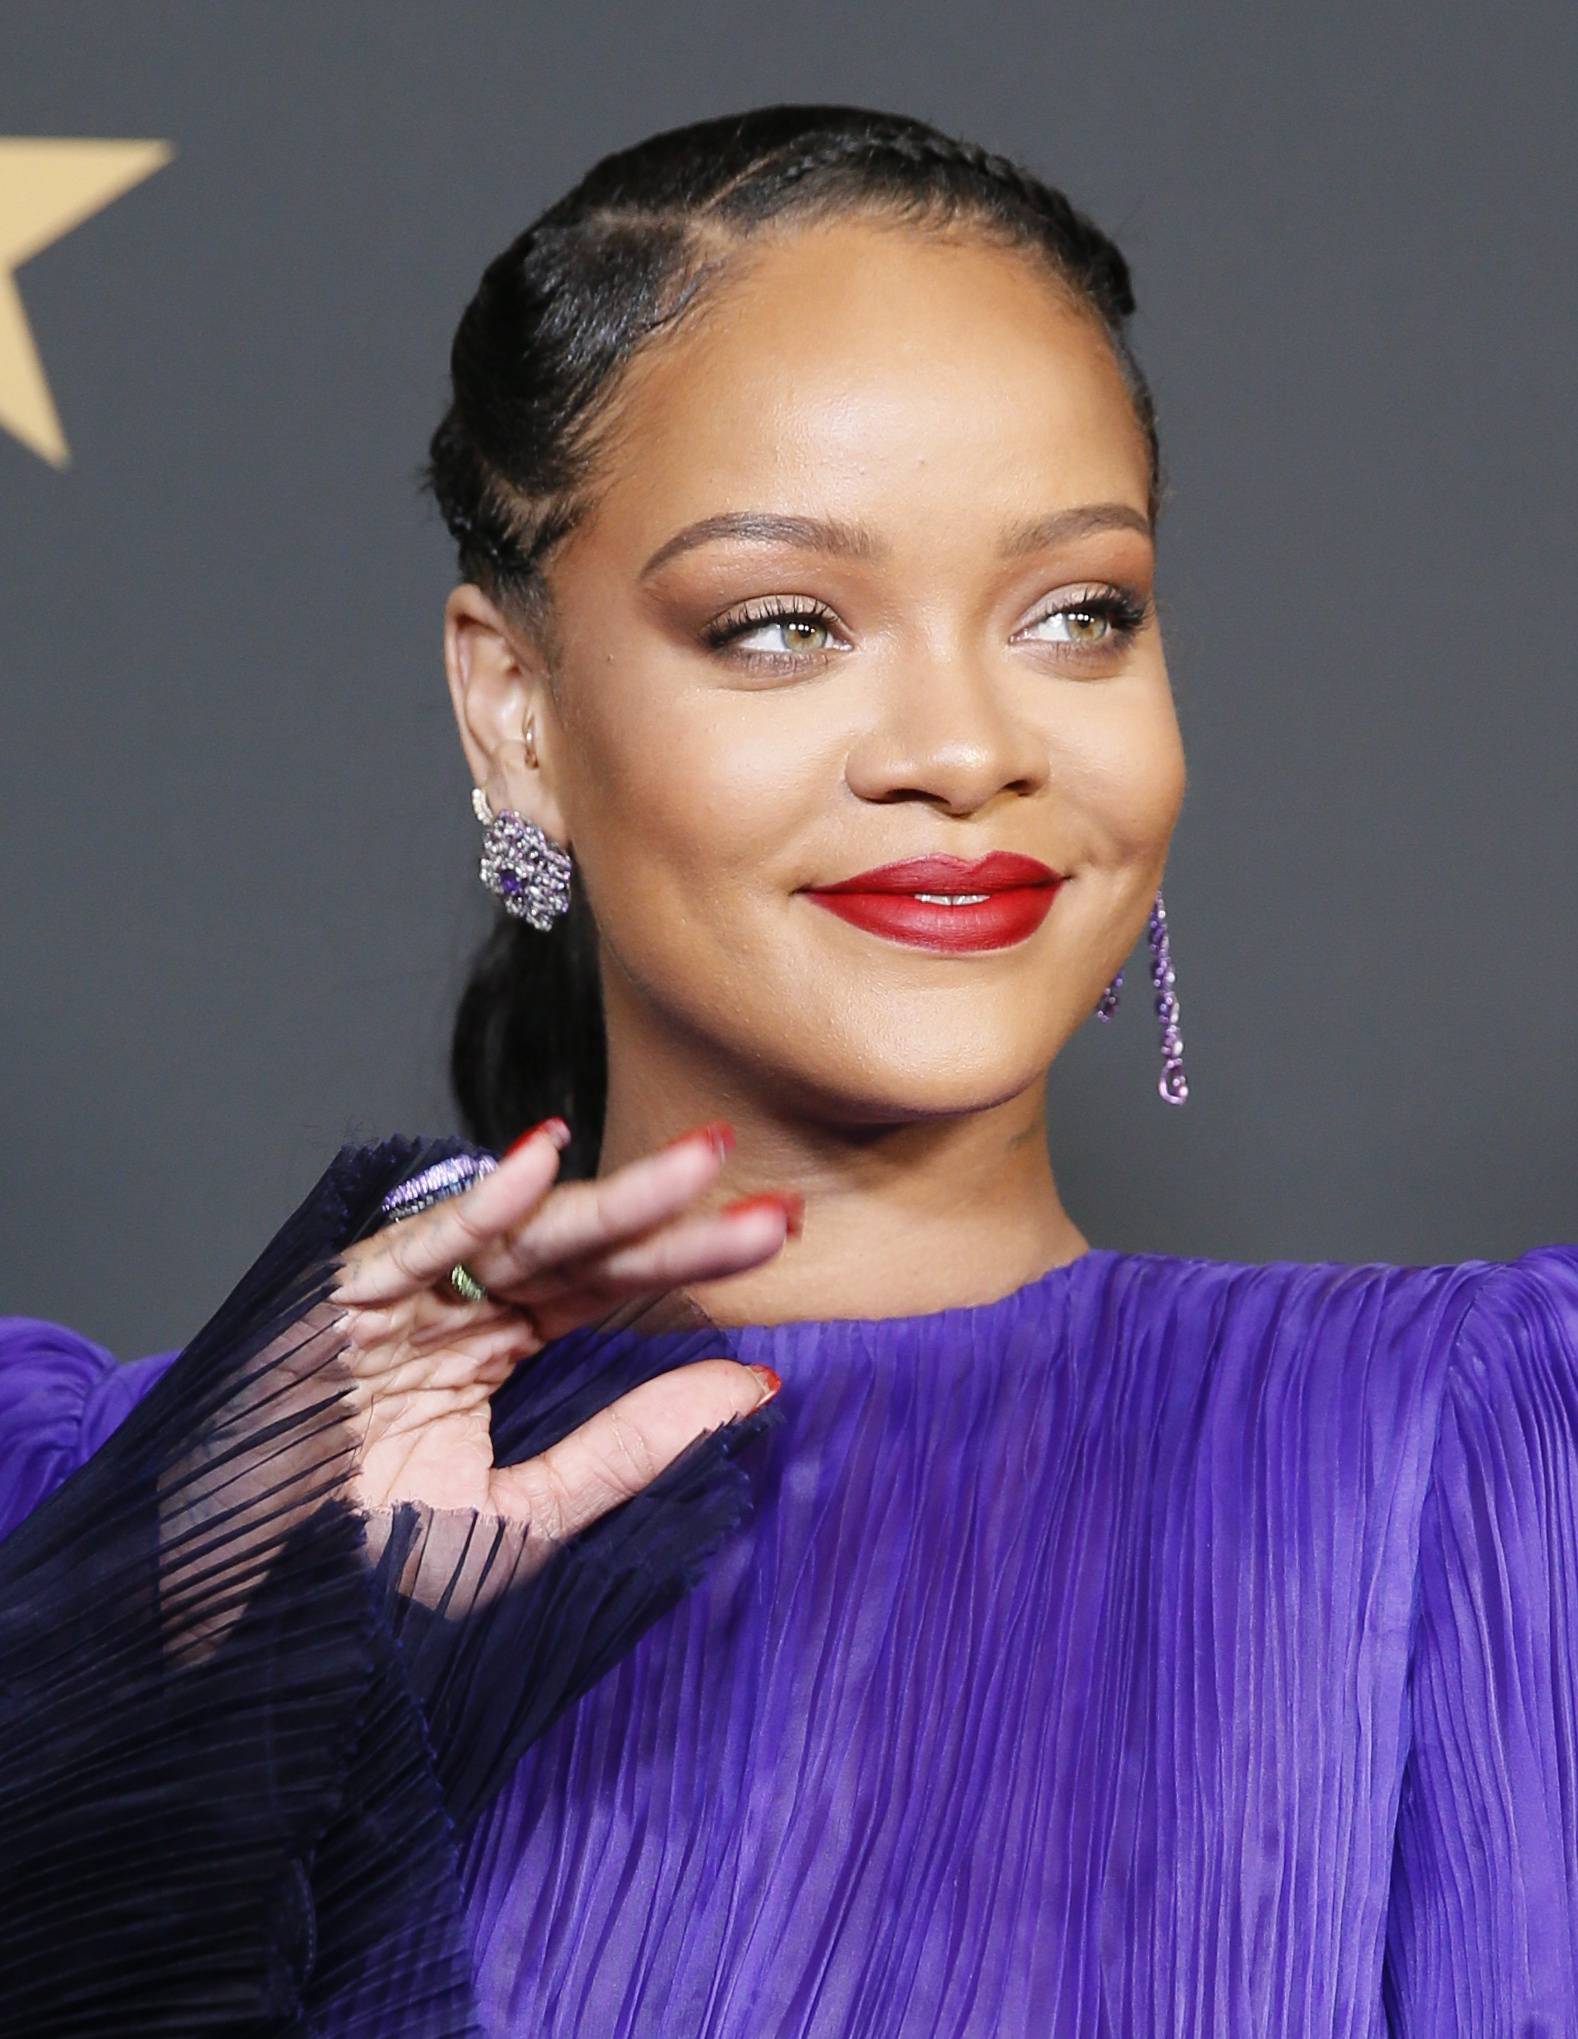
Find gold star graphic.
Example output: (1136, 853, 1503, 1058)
(0, 137, 174, 468)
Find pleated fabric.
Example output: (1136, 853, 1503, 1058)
(0, 1134, 781, 2036)
(1386, 1244, 1578, 2033)
(456, 1236, 1578, 2037)
(4, 1141, 1578, 2037)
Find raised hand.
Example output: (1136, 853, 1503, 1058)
(323, 1121, 797, 1538)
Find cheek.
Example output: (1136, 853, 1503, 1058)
(1064, 682, 1186, 863)
(561, 677, 833, 914)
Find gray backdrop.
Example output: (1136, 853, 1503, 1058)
(4, 3, 1575, 1362)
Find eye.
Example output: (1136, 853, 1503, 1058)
(1017, 586, 1151, 658)
(701, 597, 846, 672)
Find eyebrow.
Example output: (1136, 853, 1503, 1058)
(638, 501, 1152, 580)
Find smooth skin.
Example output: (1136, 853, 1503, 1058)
(331, 210, 1186, 1543)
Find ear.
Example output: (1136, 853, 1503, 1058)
(443, 582, 570, 845)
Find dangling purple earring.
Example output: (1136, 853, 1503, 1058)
(1149, 891, 1189, 1104)
(1094, 887, 1190, 1105)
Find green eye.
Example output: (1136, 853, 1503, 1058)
(739, 616, 834, 655)
(1019, 588, 1150, 654)
(702, 598, 844, 668)
(1032, 608, 1111, 645)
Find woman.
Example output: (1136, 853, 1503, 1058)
(3, 101, 1575, 2037)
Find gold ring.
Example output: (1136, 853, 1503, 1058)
(446, 1261, 489, 1303)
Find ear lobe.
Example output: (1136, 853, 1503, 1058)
(503, 698, 573, 851)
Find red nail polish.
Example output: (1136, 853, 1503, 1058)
(721, 1190, 804, 1237)
(504, 1117, 571, 1158)
(663, 1120, 735, 1162)
(748, 1363, 782, 1403)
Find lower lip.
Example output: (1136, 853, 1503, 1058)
(802, 882, 1063, 952)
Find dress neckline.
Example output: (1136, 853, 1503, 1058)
(714, 1243, 1122, 1340)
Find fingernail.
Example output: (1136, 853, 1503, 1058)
(664, 1120, 735, 1163)
(748, 1363, 782, 1405)
(721, 1190, 804, 1238)
(504, 1117, 571, 1158)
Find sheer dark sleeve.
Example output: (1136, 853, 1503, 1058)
(0, 1133, 780, 2036)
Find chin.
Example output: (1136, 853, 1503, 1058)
(777, 1035, 1054, 1127)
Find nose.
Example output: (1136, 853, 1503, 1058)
(842, 647, 1049, 816)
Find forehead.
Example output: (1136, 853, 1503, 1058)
(580, 217, 1149, 553)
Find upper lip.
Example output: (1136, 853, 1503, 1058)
(806, 853, 1064, 894)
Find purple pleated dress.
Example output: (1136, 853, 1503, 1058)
(3, 1132, 1578, 2035)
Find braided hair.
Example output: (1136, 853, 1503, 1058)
(419, 104, 1163, 1172)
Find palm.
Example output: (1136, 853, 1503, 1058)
(347, 1287, 542, 1514)
(326, 1123, 794, 1536)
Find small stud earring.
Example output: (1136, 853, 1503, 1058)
(470, 784, 573, 930)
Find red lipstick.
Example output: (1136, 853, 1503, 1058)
(802, 853, 1065, 953)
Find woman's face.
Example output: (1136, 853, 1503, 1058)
(457, 214, 1185, 1127)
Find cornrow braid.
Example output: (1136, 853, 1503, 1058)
(909, 132, 1138, 321)
(420, 104, 1164, 1166)
(707, 120, 1137, 325)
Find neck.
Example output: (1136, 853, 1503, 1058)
(596, 1053, 1090, 1329)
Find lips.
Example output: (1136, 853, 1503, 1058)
(809, 853, 1060, 895)
(802, 853, 1065, 953)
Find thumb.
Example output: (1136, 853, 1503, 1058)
(488, 1357, 781, 1540)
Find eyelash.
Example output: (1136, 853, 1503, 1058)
(699, 587, 1152, 674)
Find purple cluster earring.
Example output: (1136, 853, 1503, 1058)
(470, 785, 573, 931)
(1094, 888, 1190, 1105)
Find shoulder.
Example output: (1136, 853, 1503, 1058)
(0, 1319, 188, 1495)
(1090, 1241, 1493, 1392)
(1109, 1238, 1572, 1335)
(1451, 1240, 1578, 1370)
(0, 1314, 118, 1426)
(1086, 1245, 1564, 1475)
(1433, 1240, 1578, 1479)
(1401, 1246, 1578, 1797)
(1096, 1240, 1492, 1317)
(1399, 1242, 1578, 1657)
(0, 1316, 120, 1535)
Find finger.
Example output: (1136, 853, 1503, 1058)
(333, 1195, 793, 1396)
(329, 1125, 568, 1305)
(587, 1196, 800, 1289)
(465, 1128, 734, 1298)
(517, 1200, 800, 1343)
(488, 1357, 781, 1538)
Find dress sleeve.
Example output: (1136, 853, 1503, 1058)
(1384, 1243, 1578, 2034)
(0, 1133, 780, 2036)
(0, 1316, 117, 1538)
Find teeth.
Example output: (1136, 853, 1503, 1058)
(913, 892, 991, 906)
